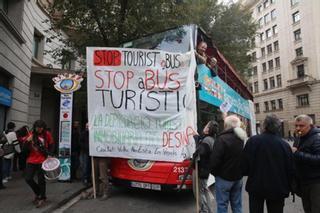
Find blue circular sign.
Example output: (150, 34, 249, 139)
(60, 79, 74, 90)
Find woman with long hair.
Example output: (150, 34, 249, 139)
(24, 120, 55, 208)
(194, 120, 219, 213)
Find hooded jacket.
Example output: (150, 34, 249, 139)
(294, 127, 320, 184)
(210, 127, 247, 181)
(197, 135, 215, 179)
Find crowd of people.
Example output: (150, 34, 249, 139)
(195, 114, 320, 213)
(0, 119, 96, 207)
(1, 113, 320, 212)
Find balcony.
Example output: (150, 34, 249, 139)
(287, 75, 316, 90)
(290, 56, 308, 65)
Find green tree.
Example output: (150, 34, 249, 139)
(48, 0, 256, 77)
(208, 3, 257, 78)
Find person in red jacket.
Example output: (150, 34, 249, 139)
(24, 120, 54, 208)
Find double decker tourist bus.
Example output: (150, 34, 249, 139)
(110, 25, 253, 191)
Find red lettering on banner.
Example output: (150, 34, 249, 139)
(94, 50, 121, 66)
(162, 126, 196, 148)
(162, 132, 174, 148)
(168, 73, 180, 90)
(94, 70, 134, 89)
(145, 69, 180, 91)
(94, 70, 104, 88)
(113, 71, 125, 89)
(126, 70, 134, 89)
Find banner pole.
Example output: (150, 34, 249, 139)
(91, 156, 96, 199)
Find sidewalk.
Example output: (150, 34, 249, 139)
(0, 171, 87, 213)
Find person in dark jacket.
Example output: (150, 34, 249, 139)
(194, 120, 219, 213)
(292, 114, 320, 213)
(242, 114, 294, 213)
(210, 115, 247, 213)
(79, 122, 90, 185)
(71, 121, 81, 180)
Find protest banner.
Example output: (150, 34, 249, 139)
(86, 47, 197, 162)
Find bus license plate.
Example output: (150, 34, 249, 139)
(131, 181, 161, 191)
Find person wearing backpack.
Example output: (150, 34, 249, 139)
(2, 122, 18, 183)
(194, 120, 219, 213)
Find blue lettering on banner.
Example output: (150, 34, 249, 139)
(0, 86, 12, 107)
(197, 64, 251, 119)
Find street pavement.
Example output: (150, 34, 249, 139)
(65, 179, 304, 213)
(0, 172, 305, 213)
(0, 171, 86, 213)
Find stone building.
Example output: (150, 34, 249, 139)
(0, 0, 82, 138)
(242, 0, 320, 135)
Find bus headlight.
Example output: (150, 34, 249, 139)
(178, 174, 192, 181)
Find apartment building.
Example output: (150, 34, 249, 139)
(242, 0, 320, 135)
(0, 0, 78, 135)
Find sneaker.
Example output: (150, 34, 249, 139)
(7, 176, 12, 180)
(2, 179, 8, 183)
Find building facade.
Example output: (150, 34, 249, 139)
(242, 0, 320, 135)
(0, 0, 80, 138)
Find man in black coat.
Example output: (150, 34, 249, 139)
(210, 115, 247, 213)
(242, 114, 294, 213)
(292, 114, 320, 213)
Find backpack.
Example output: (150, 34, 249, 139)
(0, 132, 15, 157)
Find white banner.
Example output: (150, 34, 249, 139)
(86, 47, 197, 162)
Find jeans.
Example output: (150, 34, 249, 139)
(215, 176, 243, 213)
(79, 152, 90, 182)
(2, 158, 11, 178)
(199, 178, 214, 213)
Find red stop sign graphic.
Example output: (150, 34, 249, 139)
(63, 113, 69, 118)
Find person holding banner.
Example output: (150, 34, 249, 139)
(93, 157, 110, 200)
(194, 120, 219, 213)
(24, 120, 55, 208)
(210, 115, 247, 213)
(79, 122, 90, 185)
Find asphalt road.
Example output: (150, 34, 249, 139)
(65, 182, 304, 213)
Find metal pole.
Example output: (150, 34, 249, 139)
(91, 156, 96, 199)
(195, 159, 200, 213)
